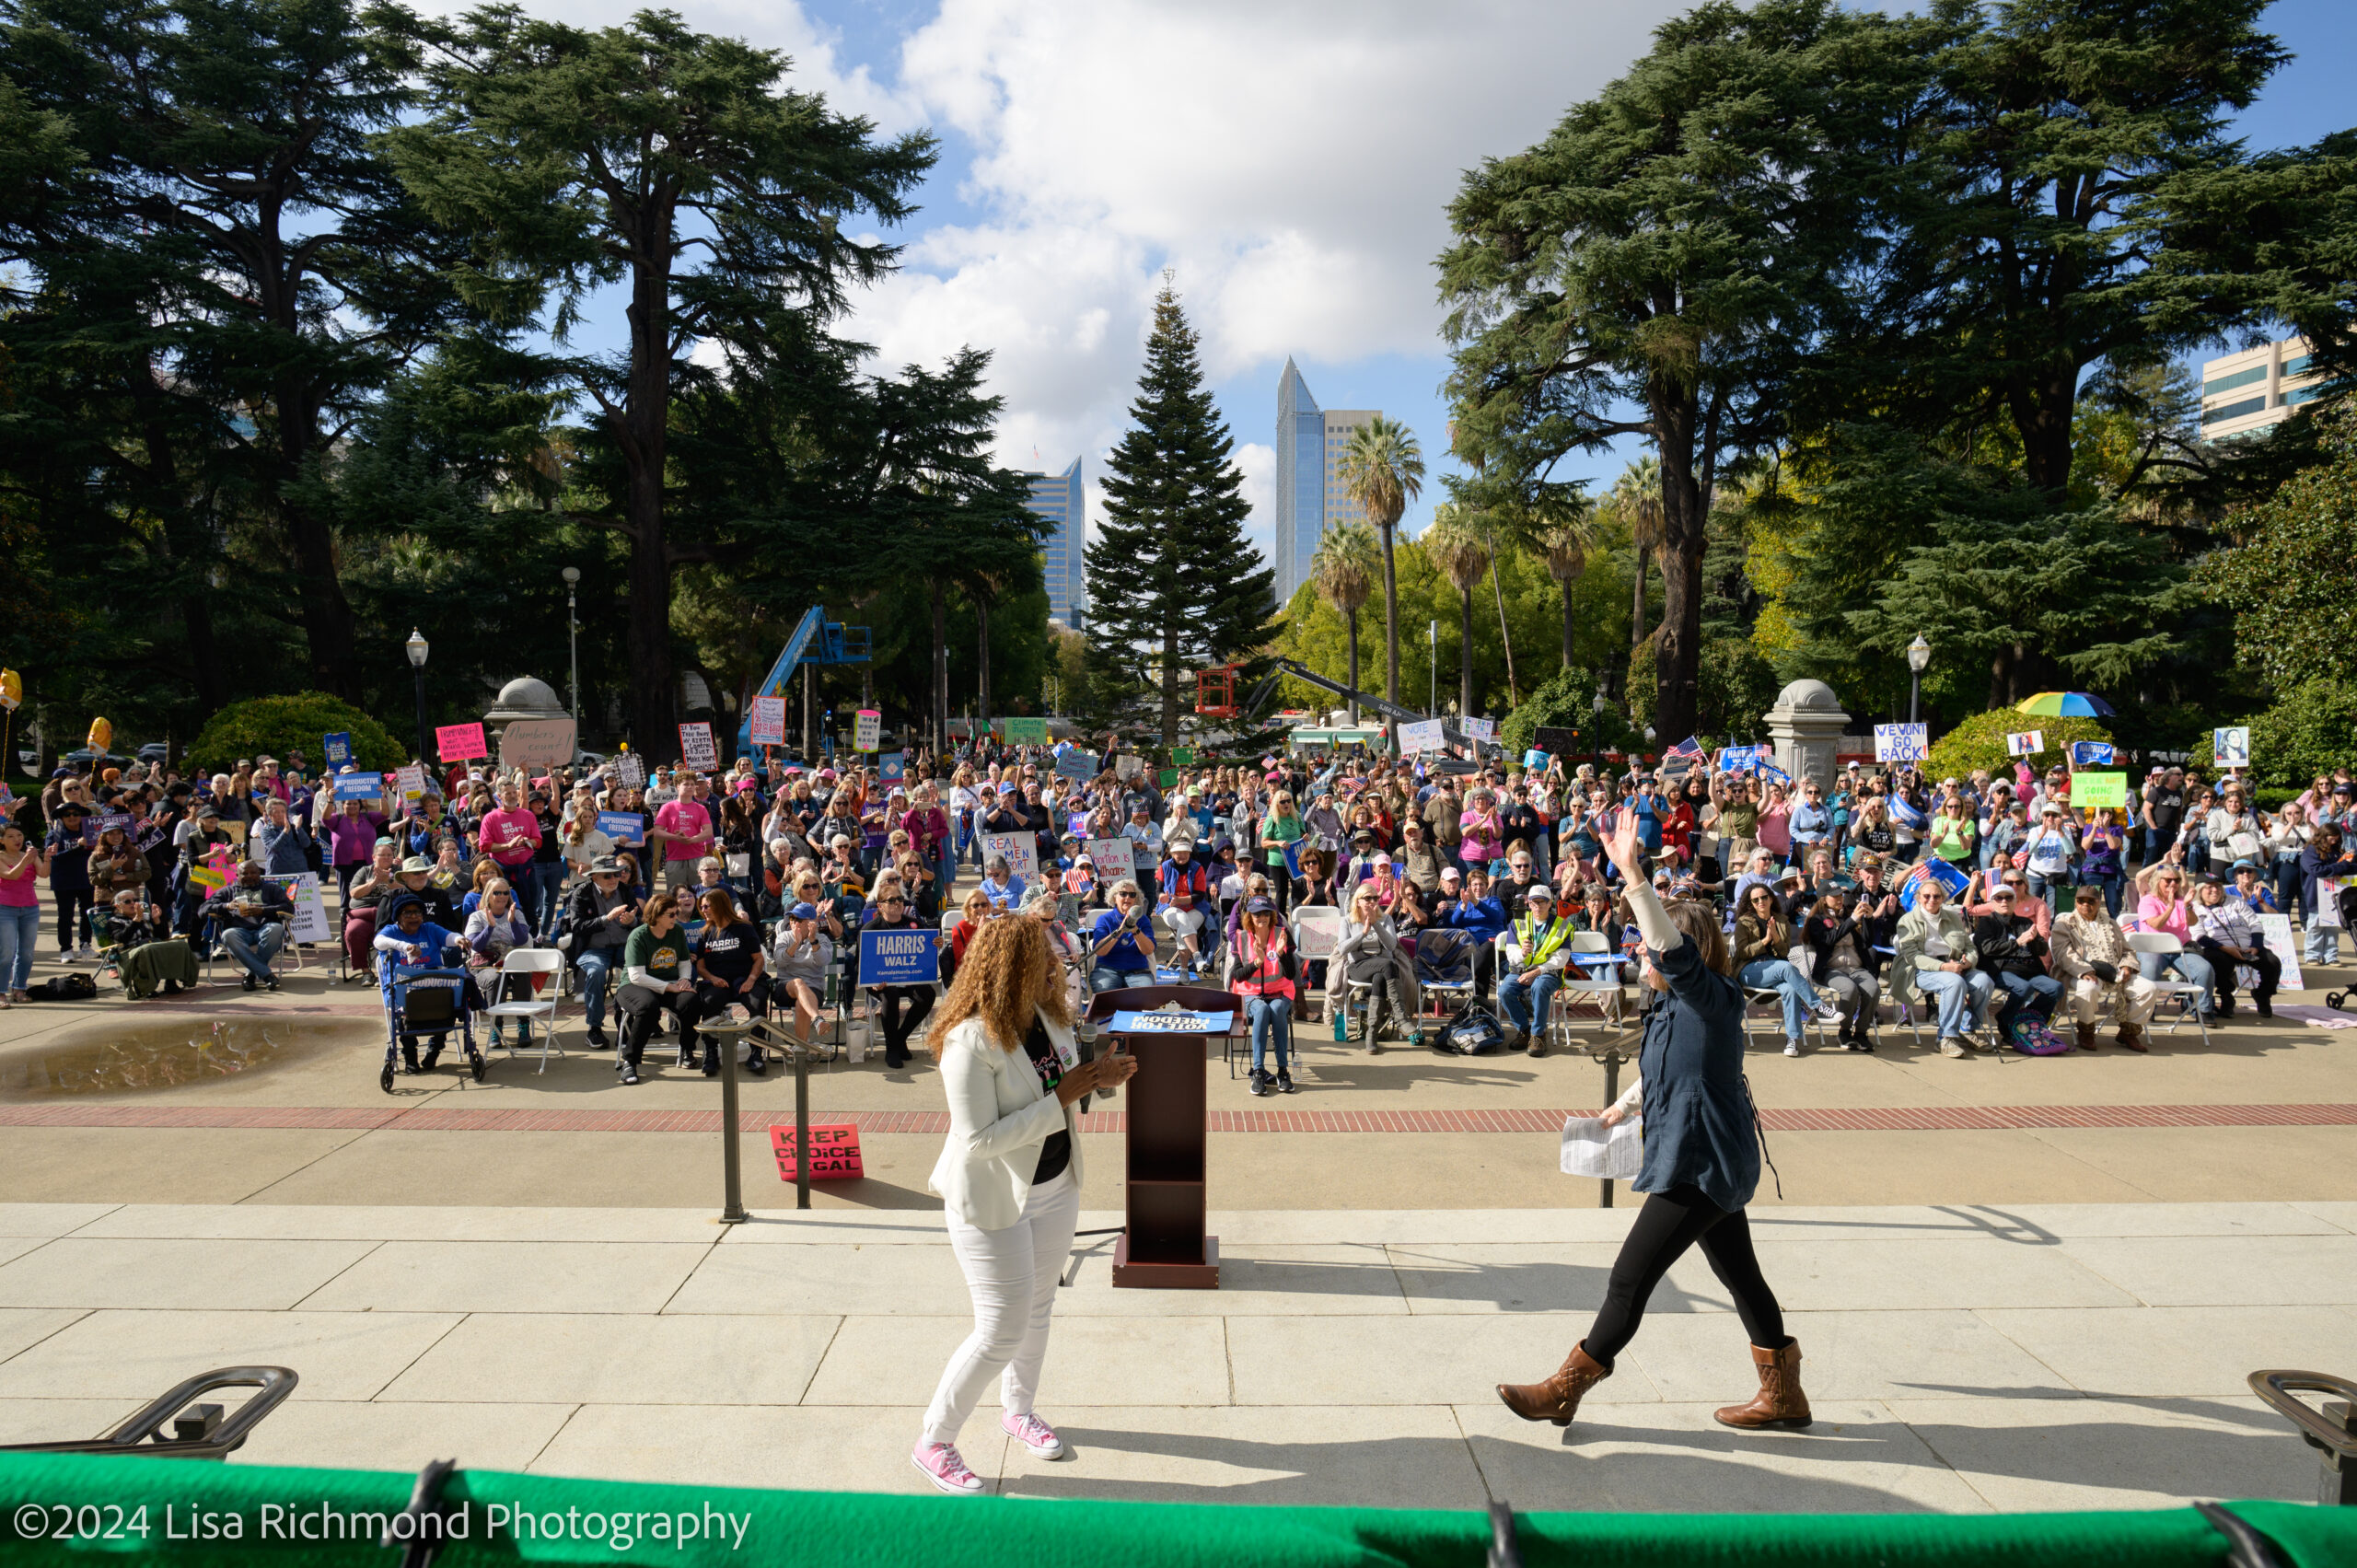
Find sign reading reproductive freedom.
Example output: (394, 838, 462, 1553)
(853, 709, 880, 752)
(596, 810, 644, 846)
(435, 722, 488, 761)
(677, 722, 719, 771)
(1874, 724, 1928, 762)
(857, 925, 940, 987)
(332, 773, 383, 802)
(2072, 772, 2129, 809)
(770, 1122, 864, 1181)
(979, 832, 1037, 881)
(2005, 730, 2045, 757)
(748, 695, 787, 747)
(1398, 718, 1446, 755)
(499, 717, 575, 772)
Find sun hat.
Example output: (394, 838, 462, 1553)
(398, 854, 434, 874)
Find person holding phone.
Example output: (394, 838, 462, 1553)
(1497, 807, 1809, 1435)
(1087, 880, 1157, 992)
(914, 917, 1137, 1493)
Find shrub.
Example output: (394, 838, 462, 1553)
(1627, 634, 1780, 743)
(2243, 679, 2357, 793)
(1924, 708, 2114, 781)
(186, 692, 407, 777)
(1502, 667, 1641, 761)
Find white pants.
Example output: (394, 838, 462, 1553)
(922, 1168, 1080, 1446)
(1158, 906, 1205, 943)
(2069, 973, 2159, 1027)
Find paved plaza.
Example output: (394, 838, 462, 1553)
(2, 943, 2354, 1513)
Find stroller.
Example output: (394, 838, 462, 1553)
(378, 962, 486, 1094)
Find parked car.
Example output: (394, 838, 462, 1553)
(136, 742, 170, 765)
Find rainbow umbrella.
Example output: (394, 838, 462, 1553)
(2016, 691, 2116, 718)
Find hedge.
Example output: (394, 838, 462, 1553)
(185, 692, 407, 777)
(1924, 708, 2115, 781)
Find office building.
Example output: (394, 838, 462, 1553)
(1273, 358, 1380, 603)
(1024, 458, 1086, 631)
(2200, 335, 2327, 440)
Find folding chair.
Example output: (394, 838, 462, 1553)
(1290, 905, 1343, 1025)
(482, 947, 564, 1071)
(2127, 931, 2212, 1046)
(1413, 928, 1478, 1024)
(1740, 955, 1838, 1052)
(1555, 931, 1631, 1030)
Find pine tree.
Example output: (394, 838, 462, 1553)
(1086, 284, 1275, 744)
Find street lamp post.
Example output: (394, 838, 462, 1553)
(560, 567, 582, 738)
(1428, 620, 1437, 718)
(1592, 691, 1608, 772)
(1907, 634, 1932, 726)
(405, 630, 430, 768)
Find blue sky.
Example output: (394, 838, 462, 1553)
(481, 0, 2354, 555)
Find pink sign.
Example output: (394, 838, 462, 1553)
(435, 722, 488, 761)
(771, 1122, 863, 1181)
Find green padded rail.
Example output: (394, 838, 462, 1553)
(2, 1449, 2351, 1566)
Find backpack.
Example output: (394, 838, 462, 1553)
(2007, 1015, 2073, 1055)
(1436, 1005, 1505, 1055)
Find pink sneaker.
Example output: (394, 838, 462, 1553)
(911, 1441, 984, 1494)
(1000, 1411, 1065, 1458)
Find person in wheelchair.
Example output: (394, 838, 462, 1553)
(614, 892, 702, 1084)
(373, 892, 483, 1073)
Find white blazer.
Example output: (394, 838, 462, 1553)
(926, 1011, 1086, 1230)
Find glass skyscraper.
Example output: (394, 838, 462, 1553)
(1025, 458, 1086, 631)
(1272, 358, 1378, 605)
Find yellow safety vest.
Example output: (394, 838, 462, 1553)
(1515, 915, 1572, 968)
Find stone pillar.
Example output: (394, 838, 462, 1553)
(1764, 679, 1852, 794)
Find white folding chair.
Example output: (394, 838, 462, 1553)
(483, 947, 564, 1071)
(1555, 930, 1631, 1029)
(2127, 931, 2212, 1045)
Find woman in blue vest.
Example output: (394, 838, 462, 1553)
(1497, 808, 1810, 1434)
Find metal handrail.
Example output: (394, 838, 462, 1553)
(0, 1365, 297, 1460)
(2248, 1368, 2357, 1461)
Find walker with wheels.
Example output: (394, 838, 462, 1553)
(377, 961, 485, 1093)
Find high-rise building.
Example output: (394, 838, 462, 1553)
(2200, 335, 2326, 440)
(1025, 458, 1085, 631)
(1272, 359, 1379, 604)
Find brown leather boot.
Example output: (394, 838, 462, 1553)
(1713, 1339, 1813, 1431)
(2075, 1022, 2098, 1051)
(2117, 1021, 2148, 1053)
(1497, 1342, 1609, 1426)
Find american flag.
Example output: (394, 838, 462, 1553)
(1665, 735, 1704, 762)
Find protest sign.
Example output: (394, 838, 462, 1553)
(1534, 726, 1581, 757)
(2006, 730, 2045, 757)
(1109, 1009, 1234, 1036)
(499, 717, 575, 772)
(853, 709, 880, 752)
(857, 925, 940, 987)
(1716, 745, 1761, 772)
(1462, 717, 1496, 744)
(2213, 726, 2251, 769)
(2257, 912, 2305, 993)
(980, 831, 1037, 881)
(770, 1122, 864, 1182)
(1874, 724, 1928, 763)
(1054, 749, 1097, 783)
(1158, 768, 1179, 788)
(1524, 749, 1550, 771)
(2072, 772, 2129, 809)
(395, 762, 427, 797)
(748, 695, 787, 747)
(2070, 740, 2116, 768)
(1398, 717, 1446, 755)
(1116, 754, 1144, 781)
(612, 753, 645, 790)
(1897, 856, 1971, 912)
(263, 872, 332, 944)
(677, 722, 718, 771)
(435, 722, 488, 762)
(879, 751, 906, 785)
(596, 810, 644, 846)
(1085, 837, 1133, 877)
(1002, 716, 1050, 745)
(1171, 747, 1197, 765)
(321, 731, 353, 770)
(333, 773, 383, 802)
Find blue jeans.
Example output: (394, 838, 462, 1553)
(1739, 958, 1817, 1041)
(1917, 968, 1995, 1037)
(1497, 970, 1562, 1038)
(575, 947, 619, 1031)
(2026, 871, 2068, 917)
(2274, 854, 2306, 921)
(2138, 948, 2216, 1014)
(1090, 967, 1151, 993)
(0, 903, 39, 992)
(1247, 995, 1293, 1077)
(1992, 970, 2062, 1035)
(219, 923, 287, 981)
(2306, 916, 2341, 964)
(526, 863, 563, 936)
(2080, 870, 2124, 917)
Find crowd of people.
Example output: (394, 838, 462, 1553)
(3, 736, 2349, 1086)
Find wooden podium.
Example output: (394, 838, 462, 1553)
(1088, 985, 1231, 1289)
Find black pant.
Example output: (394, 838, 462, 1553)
(56, 888, 93, 950)
(616, 981, 706, 1065)
(1469, 940, 1497, 1004)
(2201, 941, 2281, 1007)
(1584, 1183, 1786, 1366)
(875, 984, 934, 1063)
(695, 978, 772, 1065)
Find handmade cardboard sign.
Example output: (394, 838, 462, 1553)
(435, 723, 488, 761)
(748, 695, 787, 747)
(1874, 724, 1928, 762)
(678, 722, 719, 771)
(2073, 772, 2129, 809)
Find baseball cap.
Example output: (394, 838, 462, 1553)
(788, 901, 819, 921)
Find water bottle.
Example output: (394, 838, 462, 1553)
(1332, 1004, 1348, 1042)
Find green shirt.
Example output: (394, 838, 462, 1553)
(1260, 813, 1302, 867)
(1720, 801, 1759, 836)
(622, 922, 689, 982)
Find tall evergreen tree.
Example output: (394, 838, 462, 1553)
(1086, 284, 1275, 744)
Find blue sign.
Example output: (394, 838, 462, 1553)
(1055, 749, 1097, 783)
(1716, 745, 1761, 772)
(1523, 749, 1550, 771)
(858, 926, 940, 986)
(2071, 740, 2116, 768)
(321, 731, 353, 769)
(1109, 1010, 1235, 1035)
(1756, 760, 1792, 785)
(880, 751, 906, 784)
(332, 773, 383, 801)
(1897, 856, 1971, 912)
(596, 810, 644, 846)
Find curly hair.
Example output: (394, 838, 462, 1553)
(929, 913, 1073, 1058)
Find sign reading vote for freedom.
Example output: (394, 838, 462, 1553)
(1874, 724, 1928, 762)
(858, 926, 940, 987)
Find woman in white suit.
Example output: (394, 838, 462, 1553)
(913, 915, 1137, 1494)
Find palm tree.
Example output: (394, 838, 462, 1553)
(1334, 415, 1424, 704)
(1526, 491, 1605, 670)
(1308, 521, 1381, 724)
(1610, 456, 1665, 645)
(1422, 504, 1492, 721)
